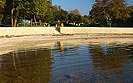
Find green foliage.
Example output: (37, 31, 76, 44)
(32, 0, 48, 16)
(124, 6, 133, 27)
(82, 15, 90, 24)
(44, 5, 69, 24)
(70, 9, 81, 15)
(0, 14, 3, 21)
(0, 0, 5, 13)
(56, 9, 68, 22)
(2, 0, 53, 26)
(0, 0, 5, 20)
(1, 0, 90, 27)
(68, 9, 82, 23)
(89, 0, 131, 27)
(0, 0, 5, 4)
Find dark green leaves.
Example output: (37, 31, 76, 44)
(89, 0, 130, 26)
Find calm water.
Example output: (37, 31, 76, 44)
(0, 41, 133, 83)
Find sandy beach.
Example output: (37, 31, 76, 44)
(0, 34, 133, 55)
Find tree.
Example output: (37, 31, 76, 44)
(0, 0, 6, 23)
(43, 5, 69, 25)
(44, 5, 60, 23)
(20, 0, 48, 26)
(89, 0, 130, 27)
(0, 0, 6, 10)
(3, 0, 30, 26)
(56, 9, 68, 23)
(70, 9, 81, 15)
(10, 0, 23, 26)
(30, 0, 50, 26)
(3, 0, 52, 27)
(68, 9, 82, 23)
(124, 6, 133, 27)
(82, 15, 90, 24)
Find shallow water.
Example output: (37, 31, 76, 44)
(0, 41, 133, 83)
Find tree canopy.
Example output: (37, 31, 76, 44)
(89, 0, 131, 27)
(0, 0, 131, 27)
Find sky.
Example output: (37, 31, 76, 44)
(52, 0, 133, 16)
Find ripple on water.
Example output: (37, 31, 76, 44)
(0, 41, 132, 83)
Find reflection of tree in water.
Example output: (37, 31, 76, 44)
(0, 48, 52, 83)
(88, 43, 133, 71)
(126, 44, 133, 62)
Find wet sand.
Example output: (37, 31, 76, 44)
(0, 34, 133, 55)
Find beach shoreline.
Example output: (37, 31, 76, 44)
(0, 34, 133, 55)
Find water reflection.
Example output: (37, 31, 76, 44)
(0, 48, 52, 83)
(89, 43, 133, 71)
(0, 41, 133, 83)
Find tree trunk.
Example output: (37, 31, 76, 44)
(12, 52, 17, 70)
(34, 15, 37, 26)
(31, 18, 32, 26)
(13, 11, 19, 27)
(11, 8, 14, 27)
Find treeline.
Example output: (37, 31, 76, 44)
(89, 0, 133, 27)
(0, 0, 132, 27)
(0, 0, 90, 27)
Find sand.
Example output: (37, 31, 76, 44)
(0, 34, 133, 55)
